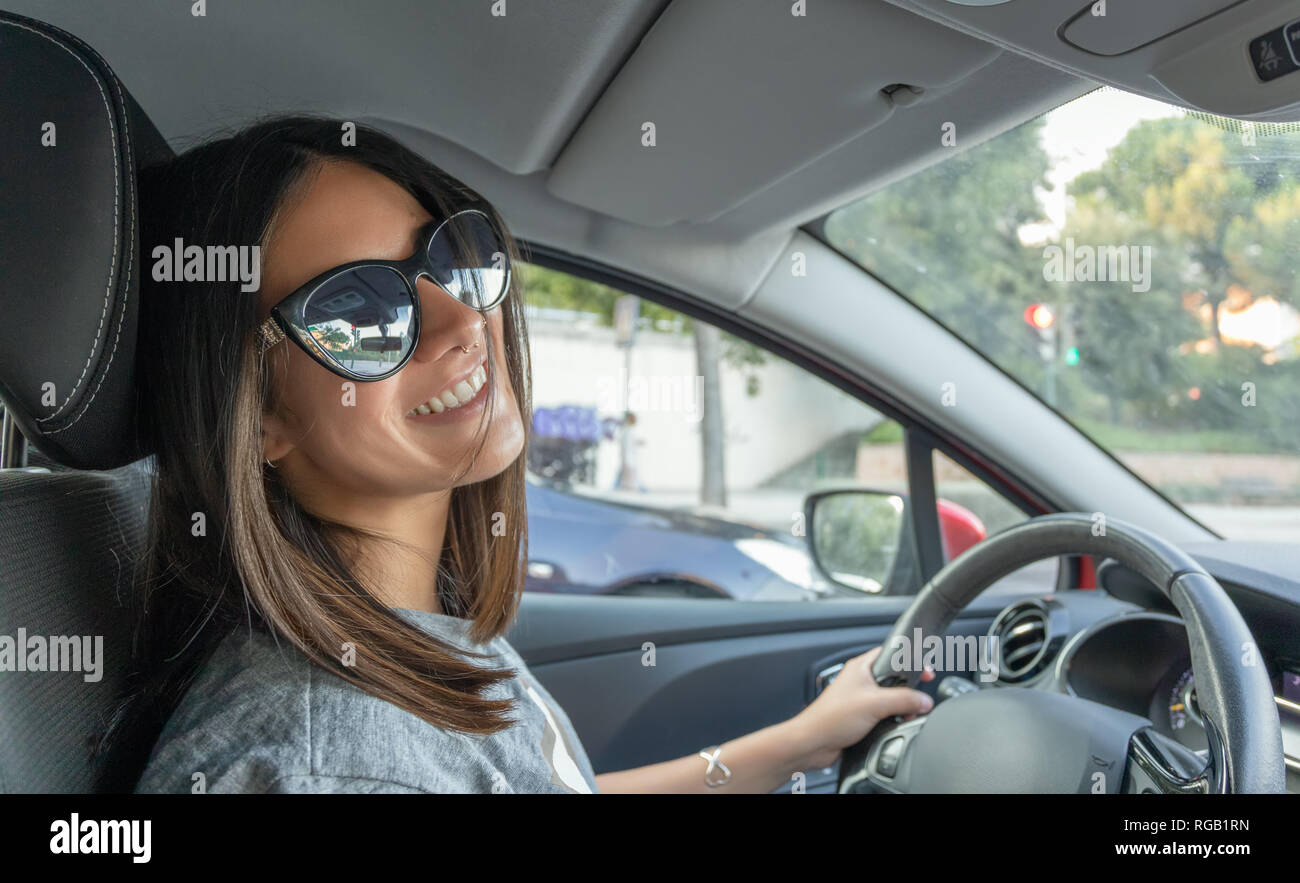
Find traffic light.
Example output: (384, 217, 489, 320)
(1023, 303, 1057, 361)
(1061, 303, 1082, 367)
(1023, 304, 1055, 330)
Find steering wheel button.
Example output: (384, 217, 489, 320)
(877, 736, 906, 778)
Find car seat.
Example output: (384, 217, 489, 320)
(0, 9, 173, 793)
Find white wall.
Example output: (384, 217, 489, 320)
(527, 313, 882, 493)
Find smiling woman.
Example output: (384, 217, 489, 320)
(93, 114, 937, 796)
(108, 117, 563, 791)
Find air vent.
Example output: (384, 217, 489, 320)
(988, 601, 1052, 683)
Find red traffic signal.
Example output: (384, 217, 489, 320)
(1023, 304, 1055, 330)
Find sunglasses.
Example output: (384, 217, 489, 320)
(256, 208, 510, 382)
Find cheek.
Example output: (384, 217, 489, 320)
(275, 351, 398, 463)
(272, 312, 525, 489)
(487, 314, 516, 406)
(478, 313, 527, 463)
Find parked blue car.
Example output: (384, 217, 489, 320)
(524, 476, 836, 601)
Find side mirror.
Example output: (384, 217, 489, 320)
(804, 489, 907, 595)
(936, 498, 987, 559)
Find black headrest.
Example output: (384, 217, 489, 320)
(0, 11, 172, 469)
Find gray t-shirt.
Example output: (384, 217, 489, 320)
(134, 608, 599, 794)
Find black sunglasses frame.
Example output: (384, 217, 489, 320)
(257, 208, 510, 383)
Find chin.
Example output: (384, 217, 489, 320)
(454, 414, 526, 487)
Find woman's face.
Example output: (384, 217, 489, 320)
(258, 160, 525, 506)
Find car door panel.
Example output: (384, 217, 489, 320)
(508, 592, 1028, 790)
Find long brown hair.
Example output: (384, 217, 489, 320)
(99, 116, 533, 789)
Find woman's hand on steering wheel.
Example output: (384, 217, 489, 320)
(790, 646, 935, 770)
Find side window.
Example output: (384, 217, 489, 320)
(521, 261, 928, 601)
(932, 452, 1056, 597)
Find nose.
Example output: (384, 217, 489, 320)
(408, 276, 486, 364)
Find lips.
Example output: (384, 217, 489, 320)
(405, 357, 488, 416)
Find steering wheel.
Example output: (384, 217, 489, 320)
(837, 512, 1286, 793)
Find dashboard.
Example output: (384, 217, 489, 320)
(981, 550, 1300, 793)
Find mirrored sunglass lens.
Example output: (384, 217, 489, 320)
(426, 213, 509, 310)
(303, 266, 415, 376)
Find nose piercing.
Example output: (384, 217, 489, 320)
(458, 320, 486, 354)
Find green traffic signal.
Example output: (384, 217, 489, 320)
(1065, 347, 1080, 366)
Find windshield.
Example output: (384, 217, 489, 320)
(824, 87, 1300, 543)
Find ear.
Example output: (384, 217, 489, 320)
(261, 409, 296, 463)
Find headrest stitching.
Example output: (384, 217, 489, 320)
(46, 66, 135, 438)
(0, 19, 121, 427)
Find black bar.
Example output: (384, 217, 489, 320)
(905, 427, 945, 582)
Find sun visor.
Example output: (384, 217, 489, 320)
(889, 0, 1300, 121)
(1061, 0, 1246, 57)
(546, 0, 1000, 227)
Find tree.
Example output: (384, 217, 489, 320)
(1065, 116, 1300, 440)
(825, 120, 1056, 387)
(1072, 120, 1257, 344)
(695, 323, 726, 507)
(311, 326, 352, 351)
(1224, 184, 1300, 312)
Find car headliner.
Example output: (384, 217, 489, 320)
(11, 0, 1092, 309)
(14, 0, 1298, 308)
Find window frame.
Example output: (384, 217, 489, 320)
(518, 241, 1085, 596)
(806, 176, 1223, 543)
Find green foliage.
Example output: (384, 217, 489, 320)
(862, 421, 904, 445)
(825, 104, 1300, 458)
(826, 121, 1054, 388)
(518, 260, 767, 376)
(519, 262, 679, 326)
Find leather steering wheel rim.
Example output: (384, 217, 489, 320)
(844, 512, 1285, 793)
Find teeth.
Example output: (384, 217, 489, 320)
(407, 365, 487, 416)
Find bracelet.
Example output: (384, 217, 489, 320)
(698, 744, 732, 788)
